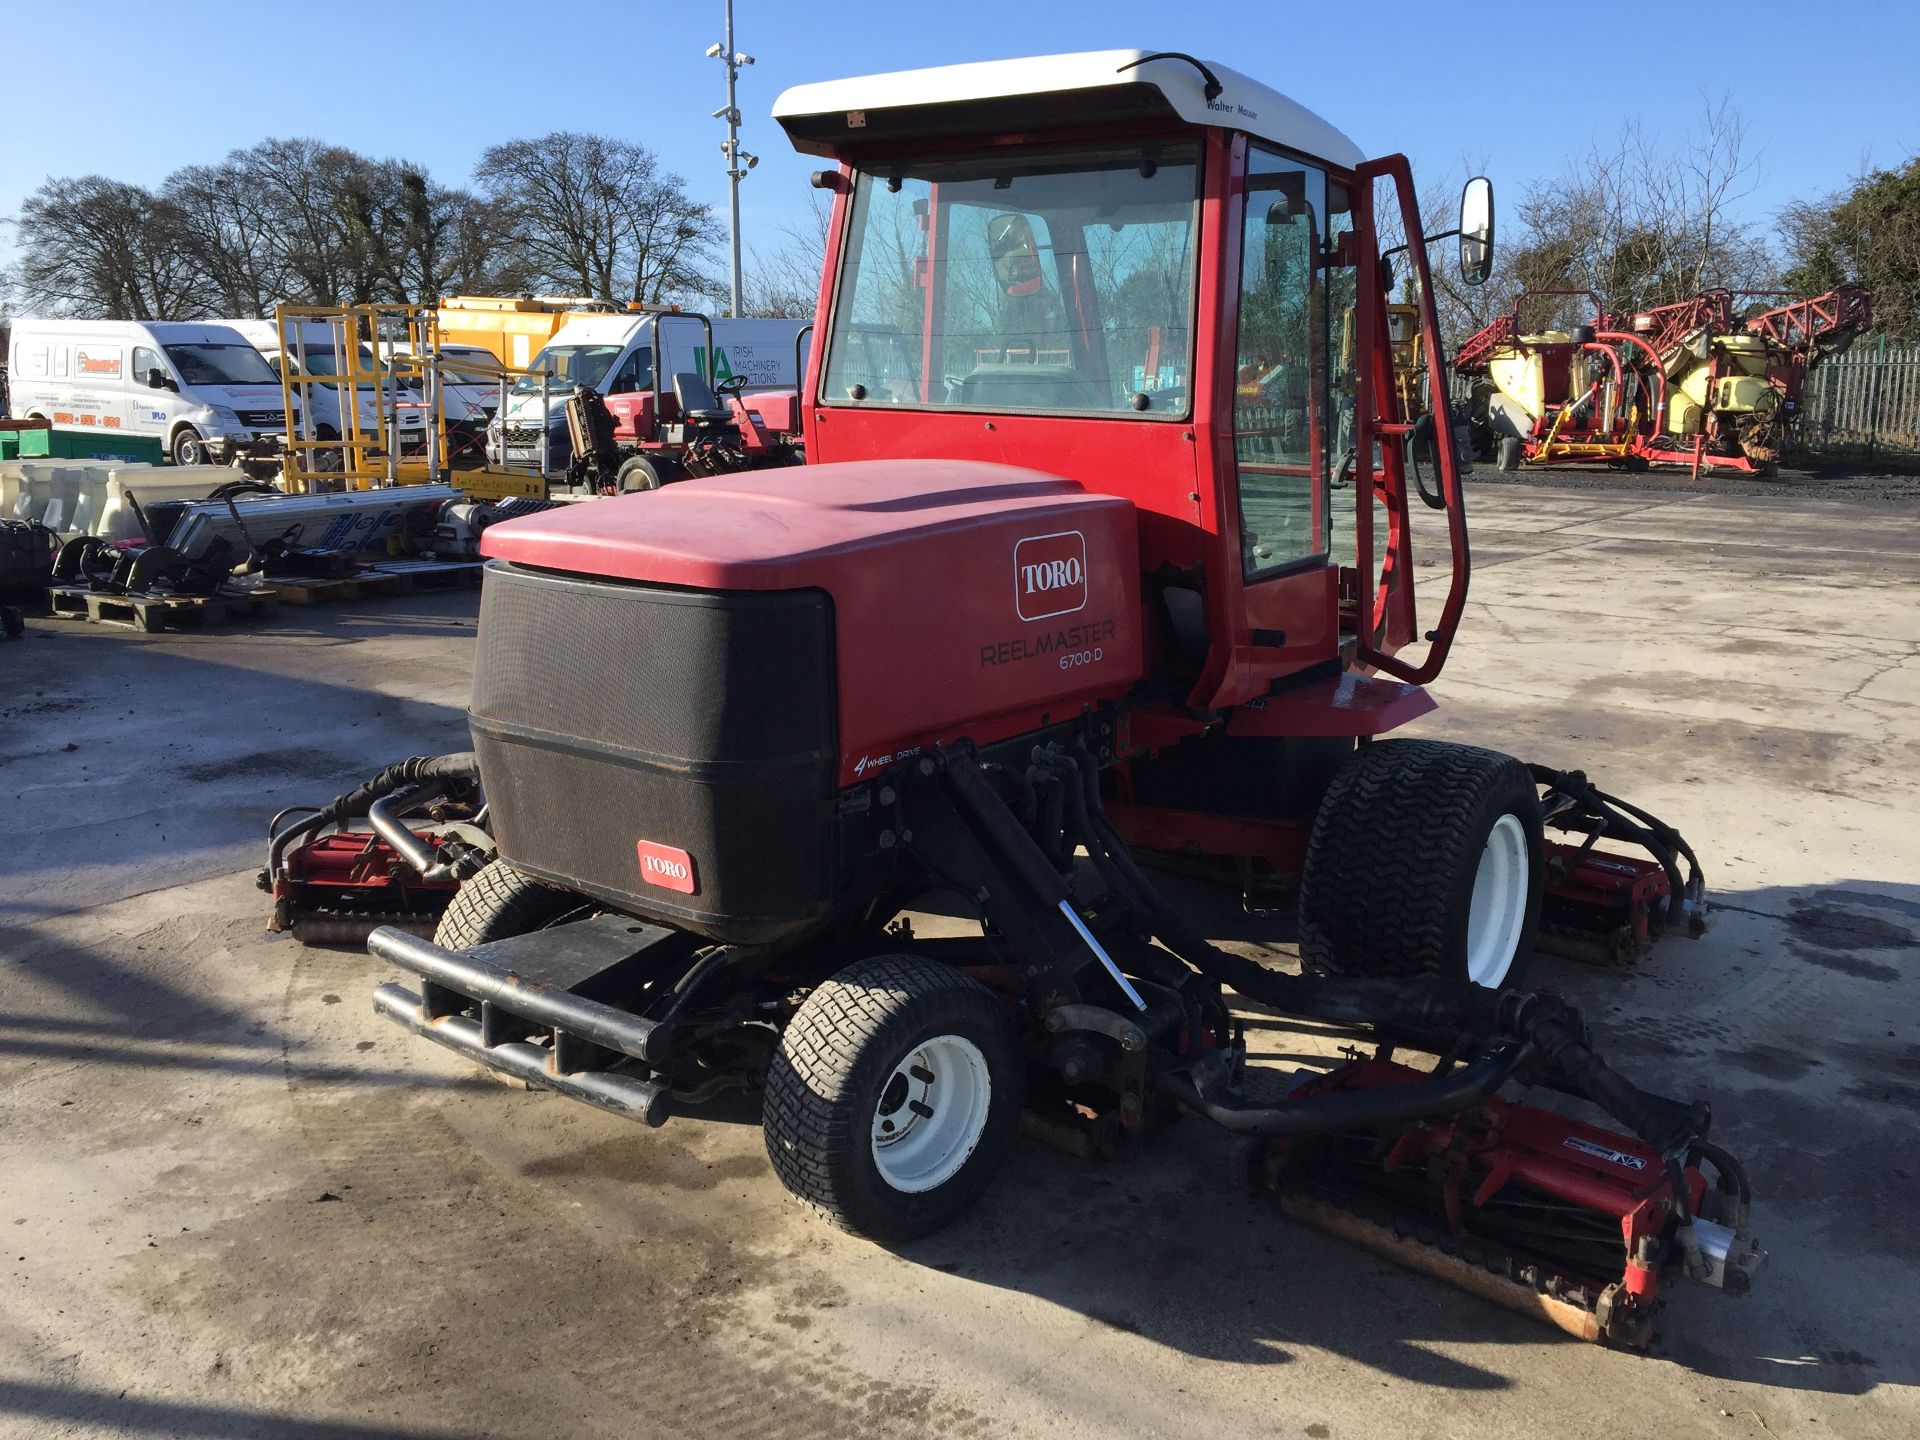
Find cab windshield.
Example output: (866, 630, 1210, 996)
(514, 344, 624, 394)
(823, 143, 1201, 417)
(164, 343, 278, 387)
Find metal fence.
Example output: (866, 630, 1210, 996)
(1794, 338, 1920, 465)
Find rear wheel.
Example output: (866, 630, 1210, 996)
(1298, 740, 1543, 989)
(434, 858, 592, 949)
(764, 954, 1021, 1242)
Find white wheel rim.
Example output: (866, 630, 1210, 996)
(1465, 813, 1530, 987)
(870, 1033, 992, 1194)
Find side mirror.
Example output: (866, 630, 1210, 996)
(145, 368, 169, 390)
(1264, 171, 1309, 225)
(986, 213, 1045, 297)
(1459, 176, 1495, 287)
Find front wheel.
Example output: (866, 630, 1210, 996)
(170, 427, 205, 466)
(1298, 740, 1544, 989)
(615, 454, 669, 492)
(764, 954, 1022, 1242)
(433, 858, 592, 949)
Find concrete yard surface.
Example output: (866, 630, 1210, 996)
(2, 478, 1918, 1439)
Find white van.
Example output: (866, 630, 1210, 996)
(488, 311, 807, 468)
(380, 341, 504, 429)
(6, 318, 297, 467)
(226, 320, 429, 450)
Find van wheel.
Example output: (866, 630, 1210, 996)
(170, 428, 204, 467)
(765, 955, 1021, 1242)
(1299, 740, 1544, 990)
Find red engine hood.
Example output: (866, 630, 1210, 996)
(482, 460, 1145, 783)
(482, 459, 1111, 590)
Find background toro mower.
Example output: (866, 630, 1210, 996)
(558, 315, 810, 492)
(357, 50, 1755, 1347)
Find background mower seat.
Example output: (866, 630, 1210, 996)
(672, 372, 733, 422)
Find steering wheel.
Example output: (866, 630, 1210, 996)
(715, 374, 750, 398)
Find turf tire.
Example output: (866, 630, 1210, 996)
(433, 858, 592, 949)
(764, 954, 1021, 1242)
(1298, 740, 1543, 989)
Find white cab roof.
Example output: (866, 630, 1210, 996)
(773, 49, 1364, 170)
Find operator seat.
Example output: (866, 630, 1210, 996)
(672, 372, 733, 422)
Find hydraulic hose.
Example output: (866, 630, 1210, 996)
(1164, 1043, 1531, 1135)
(262, 752, 483, 885)
(1531, 764, 1705, 930)
(1690, 1138, 1753, 1230)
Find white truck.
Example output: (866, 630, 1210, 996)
(6, 318, 298, 467)
(487, 311, 807, 470)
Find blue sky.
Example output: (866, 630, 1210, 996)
(3, 0, 1915, 282)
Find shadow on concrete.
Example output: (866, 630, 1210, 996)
(0, 905, 491, 1094)
(0, 642, 469, 922)
(0, 1377, 469, 1440)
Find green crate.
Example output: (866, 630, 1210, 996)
(0, 426, 53, 459)
(43, 428, 165, 464)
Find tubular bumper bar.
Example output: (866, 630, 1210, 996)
(374, 983, 669, 1125)
(368, 924, 671, 1127)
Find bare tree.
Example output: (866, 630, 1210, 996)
(165, 160, 294, 316)
(168, 142, 524, 312)
(475, 133, 719, 304)
(12, 176, 204, 318)
(1497, 99, 1774, 331)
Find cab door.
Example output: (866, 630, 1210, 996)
(128, 342, 173, 440)
(1198, 145, 1343, 708)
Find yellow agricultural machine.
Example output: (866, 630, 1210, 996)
(267, 304, 549, 501)
(1456, 286, 1872, 476)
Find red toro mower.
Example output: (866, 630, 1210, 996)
(351, 50, 1756, 1346)
(563, 316, 811, 493)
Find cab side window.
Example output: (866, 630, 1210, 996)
(132, 346, 166, 388)
(1234, 150, 1329, 579)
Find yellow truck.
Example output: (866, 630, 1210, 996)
(433, 296, 609, 373)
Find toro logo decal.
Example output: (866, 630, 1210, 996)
(1014, 530, 1088, 622)
(636, 840, 697, 895)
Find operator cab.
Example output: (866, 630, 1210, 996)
(776, 50, 1490, 716)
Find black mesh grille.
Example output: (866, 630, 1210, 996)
(470, 561, 836, 944)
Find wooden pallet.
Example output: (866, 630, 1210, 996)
(47, 584, 278, 633)
(262, 561, 483, 606)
